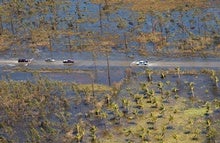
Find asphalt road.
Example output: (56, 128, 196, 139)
(0, 59, 220, 68)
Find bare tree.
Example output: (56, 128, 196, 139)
(99, 4, 103, 34)
(0, 16, 3, 35)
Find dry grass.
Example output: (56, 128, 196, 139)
(125, 0, 209, 13)
(136, 32, 162, 43)
(74, 83, 112, 92)
(0, 31, 13, 51)
(90, 0, 123, 5)
(176, 36, 213, 51)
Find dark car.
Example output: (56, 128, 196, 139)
(63, 59, 74, 64)
(18, 58, 29, 62)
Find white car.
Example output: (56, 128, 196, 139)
(45, 58, 55, 62)
(136, 60, 149, 66)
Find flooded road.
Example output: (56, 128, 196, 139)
(0, 59, 220, 68)
(148, 61, 220, 68)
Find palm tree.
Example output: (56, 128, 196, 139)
(189, 82, 195, 97)
(105, 94, 111, 105)
(145, 68, 153, 81)
(139, 127, 150, 141)
(172, 134, 178, 143)
(121, 98, 130, 112)
(147, 89, 155, 97)
(175, 67, 181, 78)
(192, 129, 200, 140)
(160, 72, 166, 79)
(157, 81, 164, 94)
(213, 76, 219, 87)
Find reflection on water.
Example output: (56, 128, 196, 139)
(0, 68, 125, 85)
(1, 72, 34, 81)
(41, 72, 92, 84)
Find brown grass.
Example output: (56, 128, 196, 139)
(125, 0, 209, 13)
(0, 30, 13, 51)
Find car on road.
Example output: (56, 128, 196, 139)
(45, 58, 55, 62)
(63, 59, 74, 64)
(135, 60, 149, 66)
(18, 58, 33, 66)
(18, 58, 29, 62)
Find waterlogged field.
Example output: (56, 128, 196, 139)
(0, 69, 220, 142)
(0, 0, 220, 143)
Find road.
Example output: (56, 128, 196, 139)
(0, 59, 220, 68)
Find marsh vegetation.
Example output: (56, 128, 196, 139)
(0, 0, 220, 142)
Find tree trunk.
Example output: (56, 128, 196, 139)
(99, 4, 103, 34)
(92, 52, 98, 83)
(106, 54, 111, 86)
(49, 35, 53, 57)
(0, 16, 3, 35)
(92, 77, 95, 97)
(124, 32, 128, 50)
(74, 0, 81, 32)
(68, 35, 73, 57)
(10, 15, 15, 34)
(51, 1, 58, 31)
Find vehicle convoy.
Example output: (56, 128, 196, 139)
(17, 58, 75, 65)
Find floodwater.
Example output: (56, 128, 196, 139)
(0, 0, 219, 87)
(0, 1, 220, 142)
(0, 58, 219, 86)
